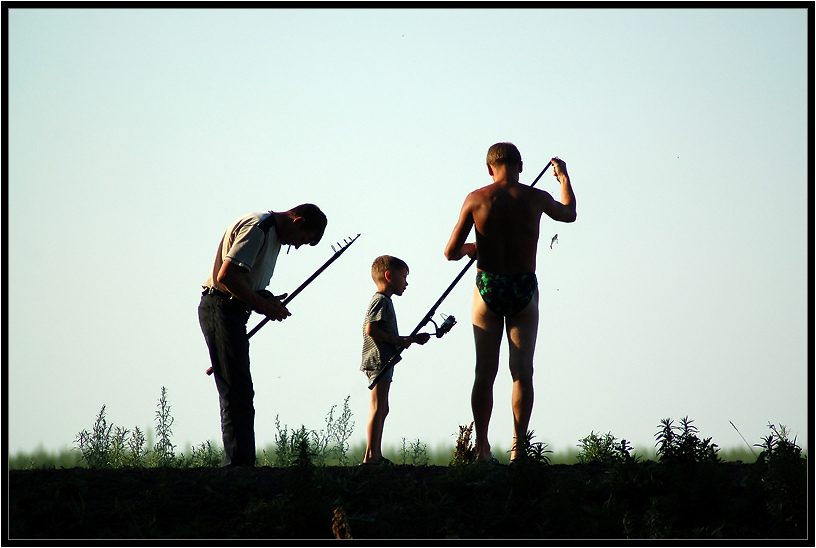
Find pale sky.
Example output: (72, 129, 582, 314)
(6, 7, 810, 459)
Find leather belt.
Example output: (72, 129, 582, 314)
(202, 287, 258, 314)
(202, 287, 235, 299)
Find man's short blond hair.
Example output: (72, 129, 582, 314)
(371, 255, 409, 283)
(486, 142, 522, 167)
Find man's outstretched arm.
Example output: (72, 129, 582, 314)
(541, 157, 576, 223)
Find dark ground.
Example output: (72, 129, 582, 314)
(7, 460, 810, 541)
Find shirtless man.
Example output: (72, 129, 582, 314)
(444, 142, 577, 463)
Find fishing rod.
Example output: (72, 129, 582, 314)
(366, 307, 459, 390)
(367, 160, 553, 389)
(529, 161, 552, 188)
(206, 233, 361, 376)
(247, 233, 361, 338)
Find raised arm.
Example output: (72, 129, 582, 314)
(541, 157, 577, 223)
(444, 194, 478, 261)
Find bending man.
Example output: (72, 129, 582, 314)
(199, 204, 327, 466)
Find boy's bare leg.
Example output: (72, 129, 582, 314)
(505, 292, 539, 460)
(471, 285, 504, 461)
(364, 380, 391, 463)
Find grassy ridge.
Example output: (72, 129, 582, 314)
(8, 442, 762, 470)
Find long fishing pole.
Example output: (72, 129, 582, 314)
(247, 233, 361, 338)
(367, 160, 553, 389)
(206, 233, 361, 376)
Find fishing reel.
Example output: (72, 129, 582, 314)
(428, 313, 457, 338)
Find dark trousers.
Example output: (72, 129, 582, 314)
(198, 293, 256, 466)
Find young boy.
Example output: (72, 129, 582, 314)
(360, 255, 430, 465)
(444, 143, 577, 463)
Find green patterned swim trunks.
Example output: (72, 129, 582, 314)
(476, 271, 538, 317)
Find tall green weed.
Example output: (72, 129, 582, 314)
(577, 431, 639, 465)
(75, 387, 211, 468)
(655, 416, 720, 465)
(263, 395, 356, 467)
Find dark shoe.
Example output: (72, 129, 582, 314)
(475, 453, 502, 465)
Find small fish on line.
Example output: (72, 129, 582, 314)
(550, 234, 558, 249)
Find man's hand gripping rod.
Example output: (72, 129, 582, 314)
(206, 233, 361, 376)
(367, 160, 552, 389)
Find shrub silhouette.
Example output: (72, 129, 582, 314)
(655, 416, 720, 465)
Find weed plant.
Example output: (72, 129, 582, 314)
(655, 416, 720, 465)
(752, 422, 807, 535)
(152, 386, 177, 466)
(73, 405, 115, 468)
(184, 440, 222, 468)
(263, 395, 355, 467)
(450, 422, 477, 465)
(398, 438, 430, 465)
(75, 388, 191, 468)
(267, 421, 316, 467)
(577, 431, 640, 465)
(512, 430, 553, 464)
(326, 396, 355, 465)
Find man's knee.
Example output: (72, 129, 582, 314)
(474, 360, 500, 384)
(509, 361, 534, 384)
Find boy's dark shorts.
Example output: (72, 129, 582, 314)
(364, 366, 393, 384)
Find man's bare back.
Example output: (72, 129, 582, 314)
(468, 182, 545, 274)
(444, 159, 575, 273)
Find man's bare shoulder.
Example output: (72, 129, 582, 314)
(464, 184, 496, 206)
(470, 182, 498, 195)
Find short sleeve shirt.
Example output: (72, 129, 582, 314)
(204, 212, 282, 292)
(360, 293, 401, 372)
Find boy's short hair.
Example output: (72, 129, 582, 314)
(372, 255, 409, 283)
(486, 142, 522, 167)
(290, 203, 327, 246)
